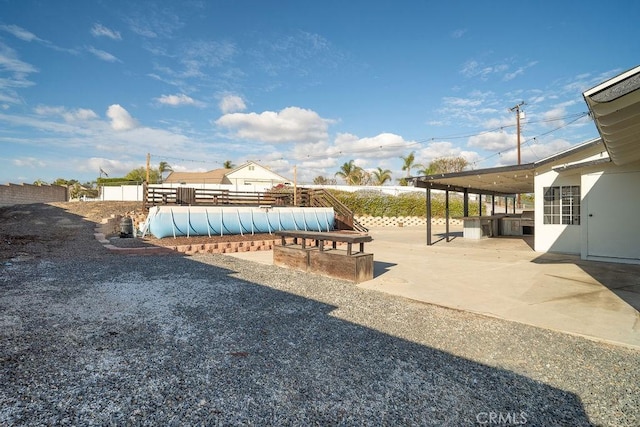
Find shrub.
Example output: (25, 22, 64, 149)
(329, 190, 479, 218)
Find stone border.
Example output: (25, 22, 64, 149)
(94, 216, 277, 256)
(94, 214, 349, 256)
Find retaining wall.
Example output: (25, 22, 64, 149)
(355, 215, 463, 227)
(0, 183, 68, 207)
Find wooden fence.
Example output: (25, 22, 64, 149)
(144, 186, 366, 231)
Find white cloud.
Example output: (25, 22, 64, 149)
(0, 42, 38, 77)
(416, 141, 473, 163)
(443, 97, 483, 107)
(497, 138, 572, 165)
(0, 24, 40, 42)
(68, 108, 99, 121)
(87, 46, 120, 62)
(91, 23, 122, 40)
(460, 60, 509, 80)
(106, 104, 138, 131)
(34, 105, 98, 122)
(503, 61, 538, 81)
(467, 131, 516, 151)
(0, 24, 76, 54)
(156, 93, 204, 107)
(253, 30, 337, 77)
(543, 107, 568, 126)
(219, 95, 246, 113)
(215, 106, 331, 144)
(13, 157, 46, 168)
(0, 41, 38, 104)
(451, 29, 467, 39)
(333, 132, 414, 159)
(81, 157, 138, 177)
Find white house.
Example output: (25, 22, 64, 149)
(164, 161, 291, 191)
(415, 64, 640, 265)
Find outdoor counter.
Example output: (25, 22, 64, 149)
(457, 215, 506, 239)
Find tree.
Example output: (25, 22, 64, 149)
(359, 170, 373, 186)
(158, 161, 173, 182)
(421, 156, 469, 175)
(223, 160, 235, 169)
(400, 151, 422, 178)
(125, 167, 160, 183)
(53, 178, 72, 186)
(313, 176, 336, 185)
(371, 167, 392, 186)
(335, 160, 364, 185)
(33, 179, 47, 186)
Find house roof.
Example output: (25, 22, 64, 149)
(412, 139, 605, 195)
(225, 161, 291, 183)
(583, 65, 640, 165)
(164, 169, 228, 184)
(163, 161, 291, 184)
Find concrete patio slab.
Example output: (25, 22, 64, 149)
(228, 225, 640, 349)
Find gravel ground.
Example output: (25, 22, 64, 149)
(1, 203, 639, 425)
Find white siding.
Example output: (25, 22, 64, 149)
(226, 163, 290, 189)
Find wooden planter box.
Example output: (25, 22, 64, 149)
(273, 231, 374, 283)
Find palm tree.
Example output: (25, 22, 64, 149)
(158, 161, 173, 183)
(416, 165, 435, 176)
(400, 151, 422, 178)
(372, 167, 392, 185)
(335, 160, 363, 185)
(223, 160, 235, 169)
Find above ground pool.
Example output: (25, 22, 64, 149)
(141, 205, 335, 238)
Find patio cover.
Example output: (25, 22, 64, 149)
(413, 163, 535, 196)
(583, 65, 640, 165)
(412, 139, 605, 196)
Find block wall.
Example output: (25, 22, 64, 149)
(355, 215, 463, 227)
(0, 183, 68, 207)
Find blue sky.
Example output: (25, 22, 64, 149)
(1, 0, 638, 185)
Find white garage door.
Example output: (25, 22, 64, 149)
(585, 171, 640, 261)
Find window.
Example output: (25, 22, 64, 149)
(543, 186, 580, 225)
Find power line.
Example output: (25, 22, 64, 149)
(150, 111, 590, 168)
(469, 112, 590, 168)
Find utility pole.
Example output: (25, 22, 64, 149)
(293, 165, 297, 206)
(510, 102, 525, 165)
(146, 153, 150, 183)
(510, 102, 525, 209)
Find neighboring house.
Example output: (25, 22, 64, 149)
(415, 65, 640, 265)
(163, 161, 292, 190)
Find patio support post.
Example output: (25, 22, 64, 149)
(505, 196, 508, 213)
(491, 193, 495, 216)
(513, 197, 516, 214)
(463, 188, 469, 217)
(445, 190, 450, 243)
(479, 194, 482, 216)
(426, 188, 432, 246)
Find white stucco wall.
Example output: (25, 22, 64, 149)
(100, 185, 144, 201)
(534, 169, 582, 254)
(581, 162, 640, 263)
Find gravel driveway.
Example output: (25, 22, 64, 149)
(1, 203, 639, 425)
